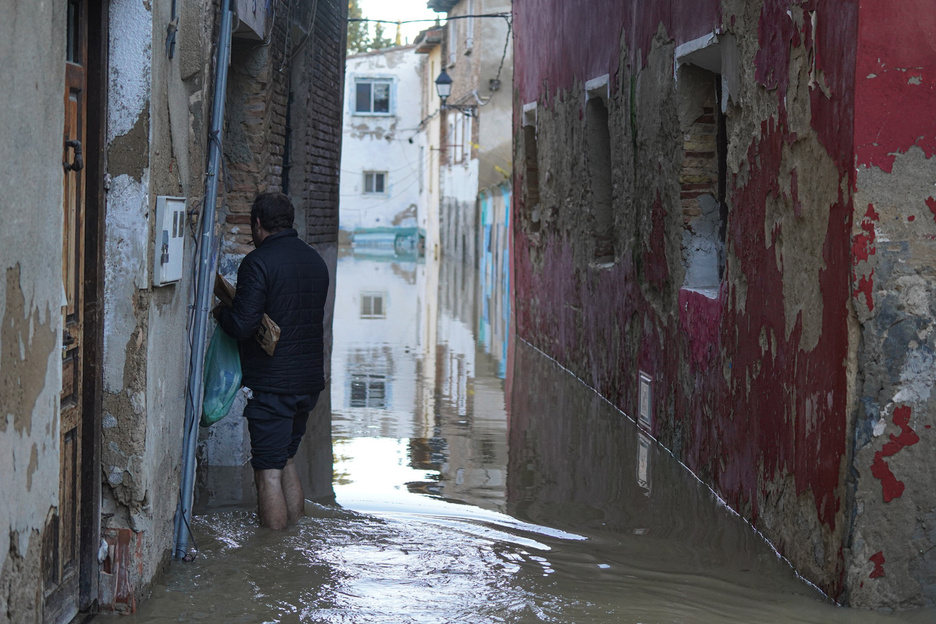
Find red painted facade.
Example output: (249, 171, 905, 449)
(510, 0, 936, 606)
(846, 0, 936, 609)
(854, 0, 936, 174)
(512, 0, 936, 605)
(514, 1, 721, 105)
(870, 406, 920, 503)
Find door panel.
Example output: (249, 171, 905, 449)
(45, 0, 87, 621)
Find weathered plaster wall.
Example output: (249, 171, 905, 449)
(512, 0, 866, 601)
(0, 0, 67, 619)
(475, 0, 513, 194)
(847, 0, 936, 609)
(100, 0, 209, 609)
(102, 0, 156, 604)
(138, 0, 203, 593)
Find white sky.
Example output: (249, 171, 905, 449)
(356, 0, 443, 45)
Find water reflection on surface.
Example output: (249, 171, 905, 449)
(129, 253, 934, 623)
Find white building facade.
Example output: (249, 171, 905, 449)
(340, 46, 425, 254)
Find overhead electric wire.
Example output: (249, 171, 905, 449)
(346, 14, 510, 25)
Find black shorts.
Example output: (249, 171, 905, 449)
(243, 391, 319, 471)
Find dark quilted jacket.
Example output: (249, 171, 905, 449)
(218, 229, 329, 395)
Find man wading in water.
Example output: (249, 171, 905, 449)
(214, 192, 330, 529)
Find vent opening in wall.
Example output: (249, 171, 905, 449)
(638, 371, 652, 433)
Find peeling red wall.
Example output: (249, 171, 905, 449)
(870, 551, 886, 579)
(870, 406, 920, 503)
(512, 0, 860, 598)
(513, 0, 720, 105)
(854, 0, 936, 173)
(847, 0, 936, 608)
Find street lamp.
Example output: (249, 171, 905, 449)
(435, 69, 475, 116)
(435, 68, 453, 103)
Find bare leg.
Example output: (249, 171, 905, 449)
(255, 468, 288, 530)
(282, 458, 305, 525)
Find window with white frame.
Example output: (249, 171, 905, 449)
(363, 171, 387, 194)
(354, 78, 392, 114)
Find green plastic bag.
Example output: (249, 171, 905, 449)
(201, 327, 242, 426)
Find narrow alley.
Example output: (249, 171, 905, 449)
(127, 254, 933, 623)
(5, 0, 936, 621)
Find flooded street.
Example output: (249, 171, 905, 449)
(129, 252, 933, 624)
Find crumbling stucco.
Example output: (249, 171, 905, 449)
(108, 0, 152, 144)
(0, 530, 42, 624)
(848, 145, 936, 608)
(1, 265, 56, 436)
(103, 174, 151, 395)
(1, 0, 69, 612)
(177, 0, 211, 82)
(108, 105, 151, 181)
(0, 265, 59, 623)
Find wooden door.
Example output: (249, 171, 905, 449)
(44, 0, 88, 621)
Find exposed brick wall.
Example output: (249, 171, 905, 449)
(679, 105, 718, 228)
(219, 0, 344, 254)
(289, 0, 346, 246)
(220, 1, 289, 254)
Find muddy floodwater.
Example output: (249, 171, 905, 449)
(128, 253, 934, 623)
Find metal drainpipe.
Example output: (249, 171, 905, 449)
(173, 0, 234, 560)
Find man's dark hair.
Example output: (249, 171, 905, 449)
(250, 192, 294, 232)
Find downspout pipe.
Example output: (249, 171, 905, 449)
(174, 0, 234, 560)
